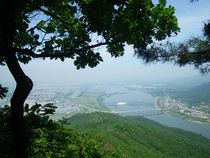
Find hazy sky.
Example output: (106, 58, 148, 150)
(1, 0, 210, 86)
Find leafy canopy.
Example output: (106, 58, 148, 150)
(0, 0, 179, 69)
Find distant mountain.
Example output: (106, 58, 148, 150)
(192, 81, 210, 93)
(170, 82, 210, 106)
(164, 75, 210, 88)
(62, 112, 210, 158)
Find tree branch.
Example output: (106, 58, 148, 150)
(14, 41, 116, 58)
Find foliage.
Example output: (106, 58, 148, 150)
(64, 112, 210, 158)
(203, 22, 210, 39)
(135, 21, 210, 73)
(0, 104, 123, 158)
(0, 105, 13, 158)
(1, 104, 210, 158)
(0, 0, 179, 68)
(0, 84, 8, 99)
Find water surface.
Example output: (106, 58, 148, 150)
(103, 86, 210, 139)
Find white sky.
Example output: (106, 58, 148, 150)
(1, 0, 210, 86)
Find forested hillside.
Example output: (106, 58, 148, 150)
(1, 105, 210, 158)
(62, 112, 210, 158)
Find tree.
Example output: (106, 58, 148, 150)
(135, 0, 210, 74)
(0, 0, 179, 157)
(135, 21, 210, 73)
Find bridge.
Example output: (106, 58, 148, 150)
(112, 109, 164, 116)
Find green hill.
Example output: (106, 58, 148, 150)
(62, 112, 210, 158)
(1, 104, 210, 158)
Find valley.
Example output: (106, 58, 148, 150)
(1, 82, 210, 138)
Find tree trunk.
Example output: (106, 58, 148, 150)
(5, 54, 33, 158)
(1, 0, 33, 157)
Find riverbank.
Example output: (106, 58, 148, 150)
(155, 96, 210, 123)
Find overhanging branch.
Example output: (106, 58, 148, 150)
(14, 41, 116, 58)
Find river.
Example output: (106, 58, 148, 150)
(103, 86, 210, 139)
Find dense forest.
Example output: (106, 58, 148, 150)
(1, 104, 210, 158)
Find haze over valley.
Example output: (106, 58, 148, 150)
(1, 75, 210, 139)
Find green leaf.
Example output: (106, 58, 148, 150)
(0, 85, 8, 99)
(29, 103, 42, 113)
